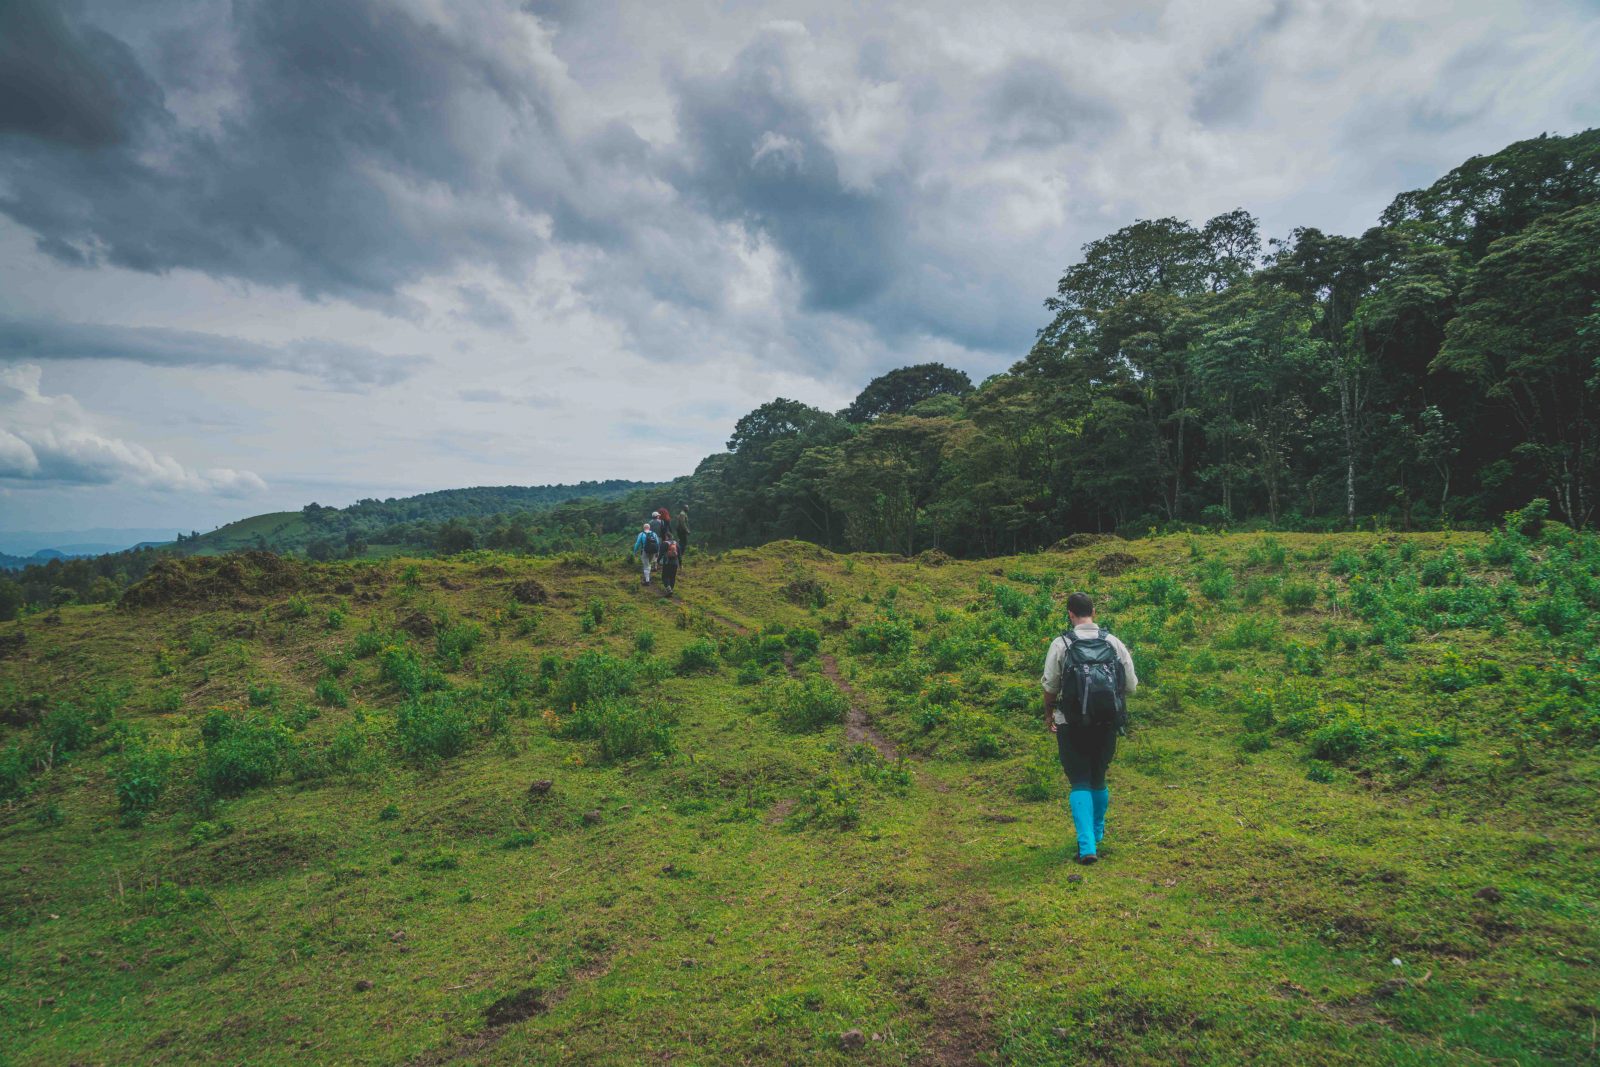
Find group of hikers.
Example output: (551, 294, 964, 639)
(630, 506, 689, 595)
(628, 506, 1132, 865)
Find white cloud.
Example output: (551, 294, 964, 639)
(0, 363, 268, 496)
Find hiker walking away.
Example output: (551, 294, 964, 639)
(649, 509, 669, 545)
(632, 523, 660, 585)
(674, 507, 690, 564)
(660, 535, 681, 595)
(1041, 591, 1137, 865)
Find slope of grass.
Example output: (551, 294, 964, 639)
(1, 524, 1597, 1065)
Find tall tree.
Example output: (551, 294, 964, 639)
(1435, 204, 1600, 526)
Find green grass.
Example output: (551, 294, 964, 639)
(0, 530, 1596, 1064)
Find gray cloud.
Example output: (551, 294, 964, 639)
(0, 316, 426, 388)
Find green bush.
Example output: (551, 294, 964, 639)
(198, 712, 292, 796)
(0, 742, 35, 799)
(785, 627, 821, 662)
(593, 700, 674, 762)
(1215, 616, 1282, 651)
(284, 596, 311, 619)
(380, 646, 445, 697)
(315, 678, 348, 708)
(774, 677, 848, 733)
(115, 746, 172, 823)
(435, 623, 484, 670)
(634, 629, 657, 654)
(788, 771, 861, 830)
(555, 650, 638, 708)
(395, 693, 472, 762)
(1306, 705, 1378, 764)
(42, 703, 95, 757)
(1199, 573, 1235, 602)
(847, 617, 913, 660)
(966, 724, 1005, 760)
(325, 608, 346, 631)
(247, 681, 281, 708)
(353, 627, 394, 658)
(675, 638, 720, 676)
(1280, 581, 1317, 611)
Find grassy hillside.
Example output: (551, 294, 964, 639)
(1, 525, 1597, 1064)
(188, 511, 309, 555)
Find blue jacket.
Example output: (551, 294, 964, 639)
(633, 531, 659, 556)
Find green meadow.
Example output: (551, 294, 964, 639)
(2, 517, 1597, 1064)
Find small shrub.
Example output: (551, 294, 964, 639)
(42, 704, 94, 757)
(675, 638, 720, 676)
(322, 651, 352, 677)
(284, 596, 311, 620)
(554, 650, 638, 708)
(788, 771, 861, 831)
(247, 681, 281, 709)
(315, 678, 349, 708)
(1280, 581, 1317, 611)
(198, 713, 292, 796)
(419, 851, 459, 871)
(1244, 536, 1288, 571)
(966, 724, 1005, 760)
(435, 623, 484, 670)
(1215, 616, 1282, 651)
(634, 629, 657, 654)
(1199, 573, 1235, 602)
(591, 699, 675, 762)
(325, 608, 346, 631)
(774, 677, 848, 733)
(396, 693, 472, 763)
(377, 804, 401, 821)
(1237, 732, 1273, 753)
(353, 628, 392, 658)
(380, 646, 445, 697)
(34, 801, 65, 827)
(785, 627, 821, 662)
(1018, 756, 1056, 801)
(151, 687, 184, 713)
(1305, 760, 1336, 783)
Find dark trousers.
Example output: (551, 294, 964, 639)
(662, 560, 679, 588)
(1057, 721, 1117, 789)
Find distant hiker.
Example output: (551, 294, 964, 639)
(674, 507, 690, 563)
(660, 535, 680, 595)
(1041, 591, 1138, 865)
(632, 523, 660, 585)
(648, 509, 669, 543)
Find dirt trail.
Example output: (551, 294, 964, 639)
(818, 652, 898, 761)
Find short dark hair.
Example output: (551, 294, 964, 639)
(1067, 592, 1094, 617)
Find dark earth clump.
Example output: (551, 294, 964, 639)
(838, 1029, 866, 1050)
(1049, 532, 1123, 553)
(399, 611, 436, 638)
(508, 579, 549, 605)
(119, 552, 304, 609)
(1474, 886, 1503, 903)
(527, 779, 553, 799)
(0, 630, 25, 660)
(1094, 552, 1138, 577)
(483, 987, 547, 1028)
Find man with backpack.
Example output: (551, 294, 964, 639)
(632, 523, 660, 585)
(673, 508, 690, 565)
(660, 535, 681, 595)
(1041, 591, 1138, 865)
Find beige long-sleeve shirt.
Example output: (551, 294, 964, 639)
(1040, 623, 1138, 696)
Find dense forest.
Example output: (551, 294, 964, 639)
(2, 128, 1595, 616)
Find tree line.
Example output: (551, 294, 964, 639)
(2, 128, 1594, 617)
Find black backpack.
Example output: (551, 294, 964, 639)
(1060, 628, 1126, 731)
(643, 531, 660, 555)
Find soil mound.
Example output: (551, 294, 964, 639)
(119, 552, 305, 609)
(1048, 533, 1124, 553)
(915, 548, 953, 566)
(508, 579, 549, 605)
(1094, 551, 1138, 576)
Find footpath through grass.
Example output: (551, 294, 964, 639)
(1, 516, 1597, 1064)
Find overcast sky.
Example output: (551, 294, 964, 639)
(1, 0, 1597, 535)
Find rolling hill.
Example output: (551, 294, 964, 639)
(1, 523, 1596, 1064)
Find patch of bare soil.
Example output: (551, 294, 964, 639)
(818, 653, 898, 761)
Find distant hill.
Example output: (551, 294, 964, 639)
(181, 480, 661, 557)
